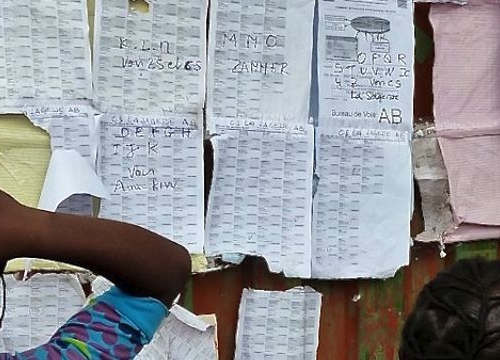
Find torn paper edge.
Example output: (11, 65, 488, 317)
(205, 120, 314, 278)
(412, 124, 454, 243)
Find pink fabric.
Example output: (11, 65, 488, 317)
(445, 224, 500, 243)
(431, 2, 500, 228)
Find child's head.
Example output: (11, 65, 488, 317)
(400, 257, 500, 360)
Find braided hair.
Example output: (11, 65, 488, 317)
(400, 258, 500, 360)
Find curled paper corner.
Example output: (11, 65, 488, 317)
(351, 293, 362, 302)
(38, 149, 109, 212)
(170, 305, 213, 331)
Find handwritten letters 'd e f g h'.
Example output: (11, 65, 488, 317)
(0, 0, 416, 280)
(98, 113, 205, 254)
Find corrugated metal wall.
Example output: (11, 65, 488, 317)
(183, 241, 500, 359)
(178, 6, 494, 359)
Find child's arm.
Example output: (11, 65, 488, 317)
(0, 189, 191, 307)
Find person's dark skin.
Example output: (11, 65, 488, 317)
(0, 189, 191, 307)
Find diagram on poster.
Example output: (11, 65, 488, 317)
(318, 0, 413, 132)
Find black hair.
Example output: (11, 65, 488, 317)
(400, 257, 500, 360)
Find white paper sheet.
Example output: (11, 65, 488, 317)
(0, 0, 91, 113)
(25, 104, 100, 215)
(137, 306, 218, 360)
(312, 127, 411, 278)
(38, 149, 109, 212)
(93, 0, 207, 115)
(206, 0, 314, 122)
(98, 113, 204, 253)
(317, 0, 413, 132)
(234, 287, 322, 360)
(0, 274, 85, 354)
(412, 126, 453, 243)
(205, 118, 314, 278)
